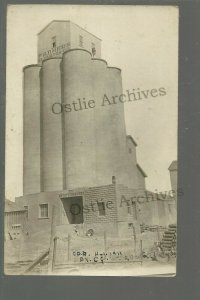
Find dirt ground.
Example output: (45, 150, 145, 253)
(50, 259, 176, 276)
(5, 258, 175, 276)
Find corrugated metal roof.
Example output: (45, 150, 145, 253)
(5, 199, 25, 212)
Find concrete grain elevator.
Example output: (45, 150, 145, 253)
(23, 20, 145, 196)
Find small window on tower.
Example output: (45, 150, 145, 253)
(129, 148, 132, 153)
(79, 35, 83, 47)
(52, 36, 56, 48)
(97, 202, 106, 216)
(91, 43, 96, 56)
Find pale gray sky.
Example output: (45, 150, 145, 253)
(6, 5, 178, 201)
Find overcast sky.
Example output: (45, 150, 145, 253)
(6, 5, 178, 201)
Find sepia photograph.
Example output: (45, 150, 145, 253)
(5, 4, 178, 276)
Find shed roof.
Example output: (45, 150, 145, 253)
(126, 135, 138, 146)
(168, 160, 177, 171)
(136, 163, 147, 178)
(5, 199, 26, 212)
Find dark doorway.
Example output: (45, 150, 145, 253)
(61, 196, 83, 224)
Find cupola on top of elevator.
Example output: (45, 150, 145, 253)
(37, 20, 102, 64)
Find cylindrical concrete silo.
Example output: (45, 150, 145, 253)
(92, 62, 129, 187)
(23, 65, 41, 195)
(106, 67, 130, 187)
(62, 49, 96, 189)
(41, 58, 63, 192)
(92, 58, 116, 186)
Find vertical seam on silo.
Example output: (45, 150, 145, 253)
(40, 67, 44, 192)
(22, 70, 25, 195)
(92, 59, 98, 186)
(61, 60, 66, 190)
